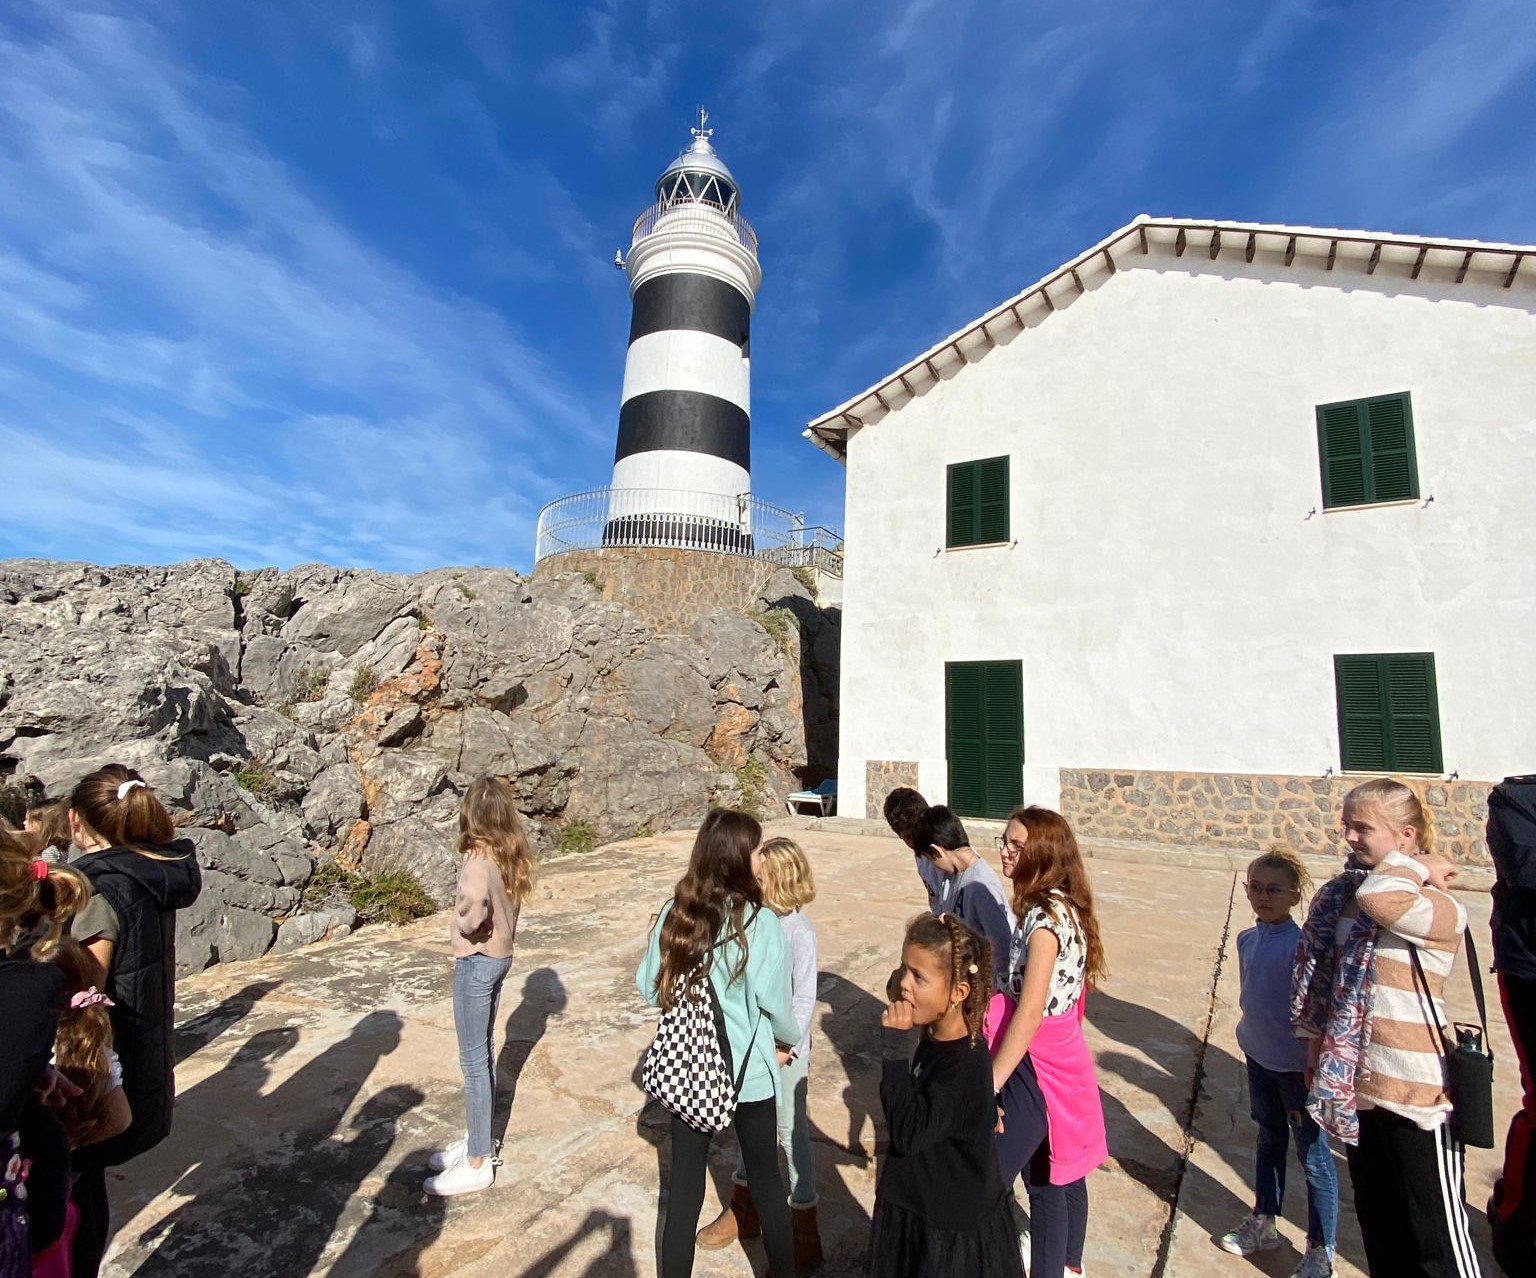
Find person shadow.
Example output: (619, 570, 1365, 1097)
(173, 980, 282, 1063)
(492, 966, 568, 1150)
(1090, 987, 1367, 1274)
(325, 1121, 446, 1278)
(513, 1209, 640, 1278)
(124, 1009, 408, 1276)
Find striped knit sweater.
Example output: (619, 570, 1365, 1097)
(1340, 850, 1467, 1129)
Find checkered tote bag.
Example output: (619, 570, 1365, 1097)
(641, 976, 759, 1134)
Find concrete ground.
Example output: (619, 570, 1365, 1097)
(99, 822, 1515, 1278)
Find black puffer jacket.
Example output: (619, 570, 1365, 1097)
(1489, 776, 1536, 981)
(74, 839, 201, 1167)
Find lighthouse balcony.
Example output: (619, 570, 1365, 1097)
(534, 486, 841, 575)
(631, 200, 759, 255)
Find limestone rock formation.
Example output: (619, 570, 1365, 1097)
(0, 558, 839, 971)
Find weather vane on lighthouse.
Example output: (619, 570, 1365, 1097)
(692, 105, 711, 143)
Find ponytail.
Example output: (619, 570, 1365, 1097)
(0, 831, 91, 956)
(70, 764, 178, 853)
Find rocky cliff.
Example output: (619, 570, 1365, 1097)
(0, 558, 839, 970)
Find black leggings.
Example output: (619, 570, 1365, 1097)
(996, 1062, 1088, 1273)
(664, 1098, 794, 1278)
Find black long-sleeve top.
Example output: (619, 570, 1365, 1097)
(1, 952, 69, 1250)
(878, 1026, 1009, 1232)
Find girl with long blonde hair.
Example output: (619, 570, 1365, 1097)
(425, 775, 536, 1197)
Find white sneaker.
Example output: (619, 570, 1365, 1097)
(1218, 1212, 1280, 1256)
(424, 1156, 494, 1197)
(428, 1135, 467, 1172)
(1018, 1228, 1031, 1269)
(1289, 1245, 1334, 1278)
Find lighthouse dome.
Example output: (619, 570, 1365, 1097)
(655, 131, 739, 212)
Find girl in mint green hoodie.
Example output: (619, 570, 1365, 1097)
(637, 808, 800, 1278)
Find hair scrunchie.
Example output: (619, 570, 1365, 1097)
(116, 779, 146, 801)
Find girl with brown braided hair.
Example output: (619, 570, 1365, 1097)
(867, 913, 1019, 1277)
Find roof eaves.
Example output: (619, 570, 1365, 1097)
(804, 216, 1536, 459)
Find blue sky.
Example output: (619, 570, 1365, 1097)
(1, 0, 1533, 573)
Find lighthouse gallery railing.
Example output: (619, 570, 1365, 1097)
(535, 487, 842, 576)
(631, 201, 758, 255)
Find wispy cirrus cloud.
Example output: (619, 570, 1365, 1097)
(0, 5, 597, 570)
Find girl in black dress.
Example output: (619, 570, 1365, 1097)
(869, 913, 1021, 1277)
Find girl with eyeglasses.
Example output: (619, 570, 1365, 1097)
(1219, 849, 1338, 1278)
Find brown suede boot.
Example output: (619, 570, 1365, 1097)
(792, 1200, 823, 1273)
(696, 1179, 759, 1250)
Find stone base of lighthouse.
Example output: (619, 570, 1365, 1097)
(533, 545, 792, 636)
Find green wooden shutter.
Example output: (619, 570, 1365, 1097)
(981, 661, 1024, 818)
(1335, 655, 1389, 771)
(1335, 652, 1442, 773)
(1318, 402, 1367, 508)
(1365, 395, 1418, 502)
(1384, 654, 1442, 772)
(947, 462, 977, 547)
(946, 660, 1024, 818)
(1317, 393, 1417, 508)
(946, 664, 985, 815)
(976, 456, 1010, 545)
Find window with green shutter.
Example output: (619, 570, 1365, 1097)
(947, 456, 1010, 548)
(1316, 393, 1419, 509)
(1333, 653, 1443, 773)
(945, 660, 1024, 819)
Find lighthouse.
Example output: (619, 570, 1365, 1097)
(606, 112, 762, 551)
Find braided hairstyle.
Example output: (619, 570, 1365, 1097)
(904, 912, 993, 1044)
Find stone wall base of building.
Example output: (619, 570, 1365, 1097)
(534, 546, 783, 636)
(865, 759, 919, 819)
(1060, 768, 1494, 865)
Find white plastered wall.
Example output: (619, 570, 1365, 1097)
(836, 255, 1536, 817)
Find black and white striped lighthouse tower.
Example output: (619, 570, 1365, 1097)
(607, 112, 762, 550)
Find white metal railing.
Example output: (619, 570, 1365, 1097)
(535, 486, 842, 575)
(631, 200, 758, 255)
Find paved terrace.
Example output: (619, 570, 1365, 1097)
(102, 822, 1514, 1278)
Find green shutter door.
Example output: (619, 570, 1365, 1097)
(1365, 396, 1418, 502)
(946, 664, 985, 815)
(1318, 402, 1368, 508)
(1335, 655, 1389, 771)
(1335, 653, 1442, 773)
(976, 456, 1010, 545)
(946, 660, 1024, 819)
(1384, 654, 1442, 773)
(947, 463, 977, 547)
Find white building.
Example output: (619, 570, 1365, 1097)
(805, 217, 1536, 861)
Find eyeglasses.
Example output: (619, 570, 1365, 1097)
(994, 837, 1027, 855)
(1244, 881, 1296, 899)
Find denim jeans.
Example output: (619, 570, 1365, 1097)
(734, 1050, 816, 1204)
(1247, 1055, 1338, 1249)
(454, 953, 514, 1160)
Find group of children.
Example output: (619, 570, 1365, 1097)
(1223, 777, 1484, 1278)
(5, 763, 1485, 1278)
(1, 765, 203, 1278)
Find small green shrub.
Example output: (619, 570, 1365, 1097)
(735, 758, 769, 818)
(750, 608, 800, 657)
(349, 870, 437, 926)
(348, 668, 378, 702)
(790, 566, 817, 599)
(453, 578, 477, 602)
(299, 860, 356, 912)
(296, 667, 330, 703)
(633, 824, 655, 840)
(417, 610, 433, 631)
(232, 575, 252, 597)
(557, 819, 598, 856)
(581, 569, 600, 589)
(234, 760, 276, 796)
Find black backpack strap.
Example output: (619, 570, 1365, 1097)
(1462, 929, 1493, 1058)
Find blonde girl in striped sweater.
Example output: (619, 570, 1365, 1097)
(1292, 778, 1481, 1278)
